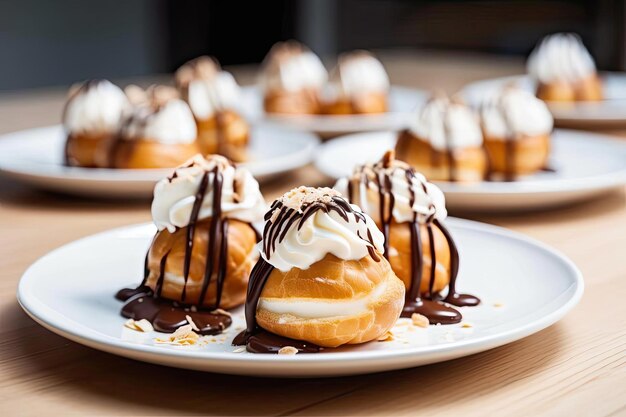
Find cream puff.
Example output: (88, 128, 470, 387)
(395, 94, 488, 182)
(335, 151, 480, 324)
(175, 56, 250, 162)
(116, 154, 266, 334)
(480, 86, 553, 180)
(321, 51, 389, 114)
(62, 79, 130, 168)
(111, 85, 201, 169)
(259, 41, 328, 115)
(527, 33, 602, 102)
(233, 186, 405, 352)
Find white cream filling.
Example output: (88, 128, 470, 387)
(258, 280, 387, 319)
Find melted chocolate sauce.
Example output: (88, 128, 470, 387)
(117, 159, 255, 335)
(116, 287, 231, 335)
(346, 154, 480, 324)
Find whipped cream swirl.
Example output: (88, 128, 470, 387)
(481, 87, 553, 139)
(328, 51, 390, 98)
(152, 154, 266, 232)
(260, 187, 385, 272)
(334, 152, 446, 224)
(63, 79, 130, 135)
(259, 42, 328, 93)
(410, 95, 483, 151)
(187, 72, 242, 120)
(527, 33, 597, 84)
(121, 99, 197, 145)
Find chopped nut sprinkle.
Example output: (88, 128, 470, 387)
(411, 313, 430, 328)
(123, 318, 154, 333)
(278, 346, 299, 355)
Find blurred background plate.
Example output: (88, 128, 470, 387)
(242, 85, 426, 136)
(315, 130, 626, 212)
(0, 125, 319, 198)
(461, 73, 626, 127)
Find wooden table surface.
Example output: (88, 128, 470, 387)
(1, 52, 625, 416)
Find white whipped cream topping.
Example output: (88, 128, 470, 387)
(527, 33, 597, 84)
(152, 155, 266, 232)
(481, 87, 553, 139)
(63, 80, 130, 135)
(187, 71, 242, 120)
(260, 46, 328, 93)
(334, 158, 447, 224)
(410, 95, 483, 151)
(122, 99, 197, 144)
(326, 52, 390, 98)
(260, 188, 385, 272)
(259, 281, 388, 318)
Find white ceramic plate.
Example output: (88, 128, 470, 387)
(0, 125, 319, 198)
(315, 130, 626, 211)
(241, 85, 426, 135)
(18, 220, 582, 377)
(461, 73, 626, 126)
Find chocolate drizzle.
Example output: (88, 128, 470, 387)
(345, 153, 480, 324)
(117, 159, 254, 335)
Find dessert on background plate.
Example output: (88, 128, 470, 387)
(527, 32, 603, 102)
(335, 151, 480, 324)
(479, 86, 554, 180)
(111, 85, 200, 169)
(233, 186, 405, 353)
(62, 79, 131, 168)
(259, 40, 328, 115)
(321, 50, 390, 115)
(395, 93, 487, 182)
(175, 56, 250, 162)
(116, 154, 266, 334)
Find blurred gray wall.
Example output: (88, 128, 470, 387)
(0, 0, 168, 91)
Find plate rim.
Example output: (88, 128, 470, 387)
(0, 124, 321, 183)
(314, 129, 626, 195)
(17, 218, 584, 369)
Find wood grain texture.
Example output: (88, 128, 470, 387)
(0, 52, 625, 416)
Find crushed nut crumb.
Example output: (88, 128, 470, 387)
(211, 308, 232, 317)
(185, 315, 200, 331)
(232, 347, 246, 353)
(278, 346, 299, 355)
(155, 324, 200, 346)
(123, 318, 154, 332)
(411, 313, 430, 328)
(494, 302, 504, 308)
(461, 322, 473, 328)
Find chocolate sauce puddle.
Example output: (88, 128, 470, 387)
(116, 287, 231, 335)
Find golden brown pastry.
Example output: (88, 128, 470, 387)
(527, 33, 603, 102)
(175, 56, 250, 162)
(321, 51, 389, 115)
(116, 154, 266, 334)
(480, 87, 553, 179)
(62, 79, 130, 167)
(335, 151, 481, 324)
(259, 41, 328, 115)
(234, 186, 405, 351)
(111, 85, 201, 169)
(395, 94, 488, 182)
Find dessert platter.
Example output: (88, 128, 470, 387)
(0, 56, 319, 197)
(18, 153, 583, 377)
(316, 88, 626, 211)
(242, 40, 427, 135)
(462, 33, 626, 126)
